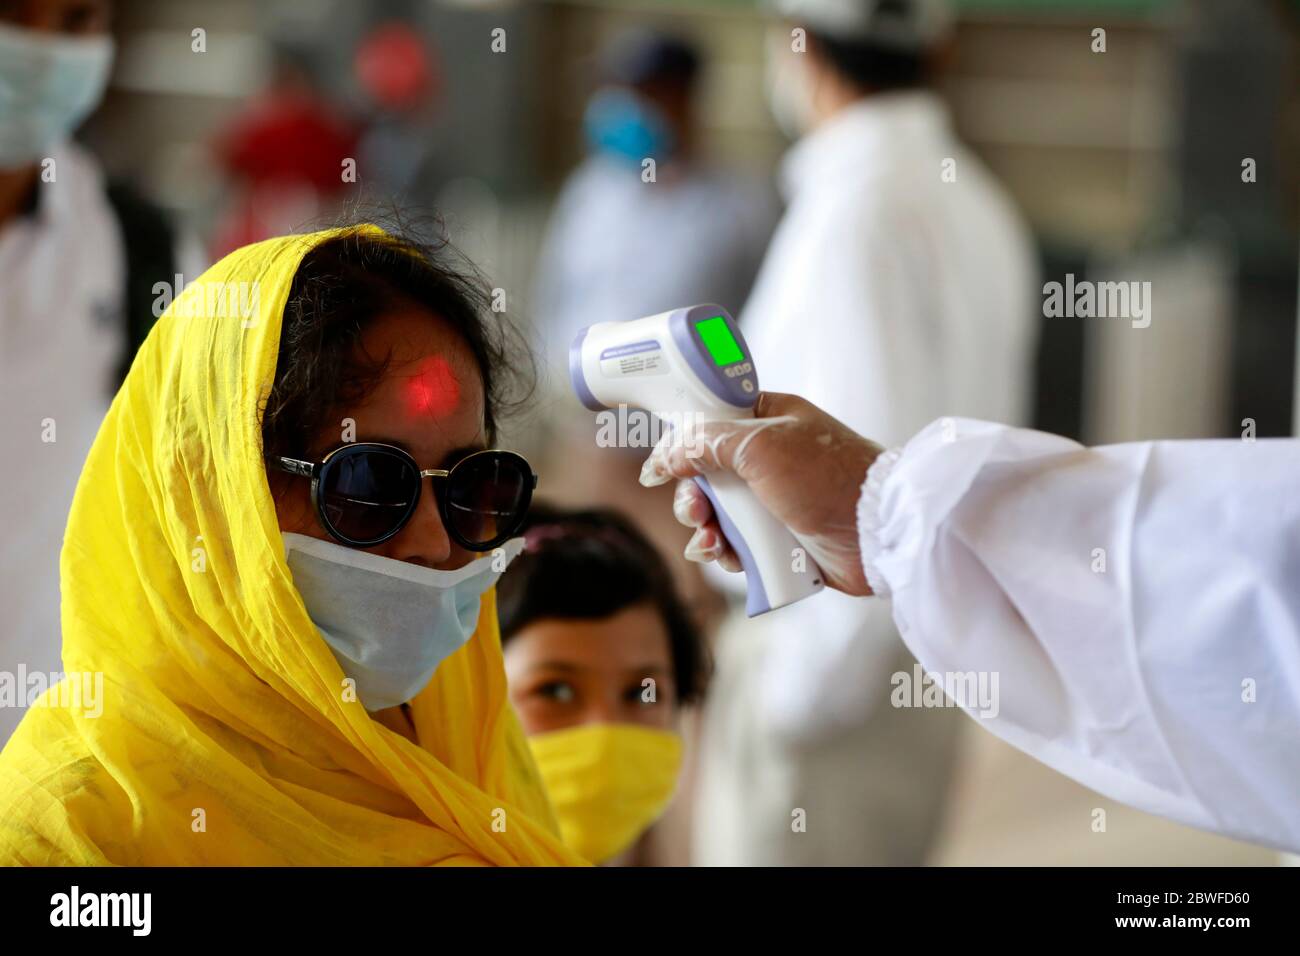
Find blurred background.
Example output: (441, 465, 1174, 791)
(48, 0, 1300, 864)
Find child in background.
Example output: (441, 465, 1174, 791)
(498, 504, 710, 865)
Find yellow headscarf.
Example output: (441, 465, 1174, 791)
(0, 226, 584, 866)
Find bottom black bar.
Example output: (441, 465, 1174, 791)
(0, 865, 1285, 941)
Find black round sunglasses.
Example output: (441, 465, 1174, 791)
(273, 443, 537, 551)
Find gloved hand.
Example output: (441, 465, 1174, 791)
(638, 391, 882, 596)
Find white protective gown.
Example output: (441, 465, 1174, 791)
(858, 416, 1300, 853)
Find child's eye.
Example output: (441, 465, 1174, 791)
(624, 685, 652, 705)
(537, 681, 576, 704)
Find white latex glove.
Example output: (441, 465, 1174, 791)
(638, 391, 882, 596)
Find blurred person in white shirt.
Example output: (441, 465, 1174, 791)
(691, 0, 1038, 865)
(0, 0, 198, 745)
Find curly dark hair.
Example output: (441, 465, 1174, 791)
(260, 224, 533, 468)
(497, 503, 711, 706)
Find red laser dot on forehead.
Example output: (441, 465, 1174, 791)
(403, 355, 461, 419)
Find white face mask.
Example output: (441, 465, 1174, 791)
(284, 533, 523, 712)
(763, 28, 816, 140)
(0, 22, 114, 168)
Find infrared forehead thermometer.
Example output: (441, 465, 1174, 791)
(570, 304, 824, 616)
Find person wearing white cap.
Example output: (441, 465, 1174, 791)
(690, 0, 1038, 864)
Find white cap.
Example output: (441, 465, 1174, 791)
(769, 0, 953, 51)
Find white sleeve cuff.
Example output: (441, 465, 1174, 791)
(856, 446, 903, 597)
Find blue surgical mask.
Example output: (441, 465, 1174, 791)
(583, 86, 674, 166)
(283, 533, 523, 712)
(0, 22, 114, 168)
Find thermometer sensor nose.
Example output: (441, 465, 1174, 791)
(568, 305, 825, 616)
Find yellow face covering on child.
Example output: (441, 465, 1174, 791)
(529, 723, 683, 864)
(0, 226, 585, 866)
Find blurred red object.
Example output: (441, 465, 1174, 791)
(354, 22, 438, 112)
(210, 79, 361, 257)
(215, 89, 360, 193)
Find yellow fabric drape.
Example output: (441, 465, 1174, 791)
(0, 226, 583, 866)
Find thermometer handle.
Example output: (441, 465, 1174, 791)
(692, 472, 824, 616)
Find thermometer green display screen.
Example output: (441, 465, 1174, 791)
(696, 315, 745, 367)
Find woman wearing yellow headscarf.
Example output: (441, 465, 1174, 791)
(0, 225, 585, 865)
